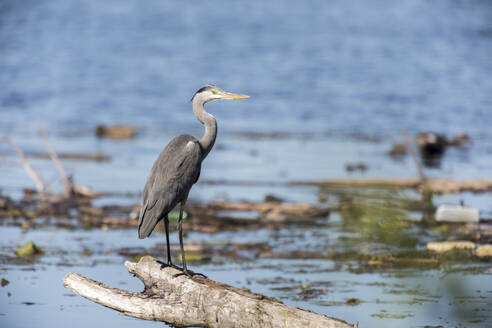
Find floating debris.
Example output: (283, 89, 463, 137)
(371, 309, 413, 319)
(449, 133, 470, 147)
(427, 241, 475, 253)
(1, 279, 9, 287)
(264, 194, 284, 203)
(208, 200, 329, 223)
(95, 125, 137, 139)
(415, 132, 471, 166)
(389, 143, 407, 156)
(417, 132, 447, 157)
(345, 298, 362, 306)
(28, 151, 110, 162)
(294, 178, 492, 194)
(15, 241, 45, 257)
(345, 162, 368, 173)
(475, 245, 492, 258)
(435, 205, 479, 223)
(173, 253, 213, 264)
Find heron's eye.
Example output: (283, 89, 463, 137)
(211, 90, 218, 95)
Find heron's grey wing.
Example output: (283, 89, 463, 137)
(151, 137, 202, 203)
(138, 136, 202, 238)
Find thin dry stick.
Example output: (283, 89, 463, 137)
(6, 137, 45, 193)
(401, 129, 425, 182)
(35, 123, 72, 196)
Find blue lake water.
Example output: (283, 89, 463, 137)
(1, 0, 492, 327)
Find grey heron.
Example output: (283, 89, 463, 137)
(138, 85, 249, 277)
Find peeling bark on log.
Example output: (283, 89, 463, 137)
(63, 256, 354, 328)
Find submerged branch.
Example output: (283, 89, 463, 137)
(63, 256, 354, 328)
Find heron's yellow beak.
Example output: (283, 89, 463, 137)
(221, 92, 250, 99)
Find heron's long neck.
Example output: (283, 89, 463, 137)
(193, 97, 217, 160)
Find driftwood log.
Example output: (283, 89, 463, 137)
(63, 256, 354, 328)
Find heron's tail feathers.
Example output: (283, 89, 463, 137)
(138, 218, 157, 239)
(138, 199, 160, 239)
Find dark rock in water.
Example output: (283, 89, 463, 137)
(345, 298, 362, 306)
(417, 133, 448, 157)
(345, 162, 368, 173)
(416, 132, 470, 166)
(389, 143, 407, 156)
(0, 194, 13, 210)
(264, 194, 283, 203)
(95, 125, 137, 140)
(416, 133, 448, 167)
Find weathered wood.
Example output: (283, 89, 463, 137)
(291, 178, 492, 194)
(208, 200, 329, 222)
(291, 178, 421, 189)
(63, 256, 354, 328)
(422, 178, 492, 194)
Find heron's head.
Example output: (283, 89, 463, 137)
(191, 85, 249, 104)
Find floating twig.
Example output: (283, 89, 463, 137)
(5, 137, 46, 194)
(28, 151, 110, 162)
(401, 129, 425, 182)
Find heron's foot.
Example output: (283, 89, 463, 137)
(157, 260, 182, 271)
(173, 268, 207, 280)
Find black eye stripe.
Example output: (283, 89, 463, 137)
(191, 85, 220, 101)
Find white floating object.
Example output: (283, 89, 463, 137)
(475, 245, 492, 257)
(427, 241, 475, 253)
(435, 205, 479, 223)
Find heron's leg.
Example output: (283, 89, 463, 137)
(177, 202, 189, 274)
(159, 216, 180, 270)
(164, 216, 172, 265)
(174, 202, 207, 280)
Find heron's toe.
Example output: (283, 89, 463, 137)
(173, 269, 207, 281)
(158, 260, 182, 271)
